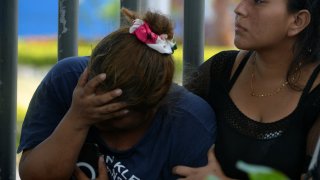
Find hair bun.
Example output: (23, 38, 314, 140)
(121, 8, 137, 22)
(121, 8, 174, 40)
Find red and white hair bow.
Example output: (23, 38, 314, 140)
(129, 19, 176, 54)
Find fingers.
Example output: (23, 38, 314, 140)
(207, 144, 216, 164)
(99, 109, 130, 120)
(83, 73, 107, 95)
(94, 94, 129, 118)
(94, 89, 123, 106)
(74, 166, 89, 180)
(97, 101, 127, 112)
(77, 68, 89, 88)
(206, 145, 225, 177)
(97, 156, 108, 180)
(77, 69, 124, 103)
(77, 69, 107, 96)
(172, 166, 197, 177)
(77, 71, 124, 105)
(207, 144, 221, 167)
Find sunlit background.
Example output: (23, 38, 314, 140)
(17, 0, 237, 178)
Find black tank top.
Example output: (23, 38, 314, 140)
(185, 51, 320, 179)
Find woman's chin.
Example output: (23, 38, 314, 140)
(234, 40, 251, 51)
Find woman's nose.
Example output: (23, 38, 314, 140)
(234, 0, 247, 17)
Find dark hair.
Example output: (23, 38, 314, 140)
(88, 8, 175, 111)
(287, 0, 320, 89)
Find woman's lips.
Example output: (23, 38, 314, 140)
(235, 23, 247, 32)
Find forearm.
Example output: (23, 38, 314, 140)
(19, 69, 126, 179)
(19, 112, 90, 180)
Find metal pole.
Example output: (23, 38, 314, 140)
(0, 0, 17, 178)
(120, 0, 140, 26)
(183, 0, 205, 85)
(58, 0, 79, 61)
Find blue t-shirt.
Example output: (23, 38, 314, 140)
(18, 56, 217, 180)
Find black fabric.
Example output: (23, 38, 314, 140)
(185, 50, 320, 180)
(227, 51, 252, 92)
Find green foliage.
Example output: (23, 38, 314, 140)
(18, 39, 229, 67)
(205, 175, 220, 180)
(17, 105, 26, 123)
(99, 0, 120, 20)
(18, 39, 97, 66)
(237, 161, 289, 180)
(17, 106, 27, 147)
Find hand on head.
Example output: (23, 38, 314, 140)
(67, 68, 129, 130)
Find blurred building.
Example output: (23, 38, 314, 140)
(19, 0, 235, 45)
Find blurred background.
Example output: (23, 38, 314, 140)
(17, 0, 238, 176)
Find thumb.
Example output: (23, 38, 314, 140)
(74, 165, 89, 179)
(207, 144, 216, 164)
(97, 156, 109, 180)
(207, 145, 225, 177)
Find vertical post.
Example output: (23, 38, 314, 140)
(183, 0, 205, 85)
(58, 0, 79, 61)
(0, 0, 17, 178)
(120, 0, 140, 26)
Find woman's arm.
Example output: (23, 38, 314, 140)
(184, 59, 212, 100)
(19, 69, 126, 180)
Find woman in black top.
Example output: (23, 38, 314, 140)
(173, 0, 320, 179)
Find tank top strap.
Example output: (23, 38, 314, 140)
(301, 63, 320, 99)
(227, 51, 253, 91)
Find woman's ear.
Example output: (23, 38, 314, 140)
(288, 10, 311, 37)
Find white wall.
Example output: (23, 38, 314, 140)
(140, 0, 171, 15)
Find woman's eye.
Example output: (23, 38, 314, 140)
(254, 0, 264, 4)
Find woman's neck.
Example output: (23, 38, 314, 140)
(253, 37, 296, 80)
(254, 48, 294, 81)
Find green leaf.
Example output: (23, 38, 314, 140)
(205, 174, 220, 180)
(236, 161, 289, 180)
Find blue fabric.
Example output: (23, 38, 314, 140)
(18, 56, 217, 179)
